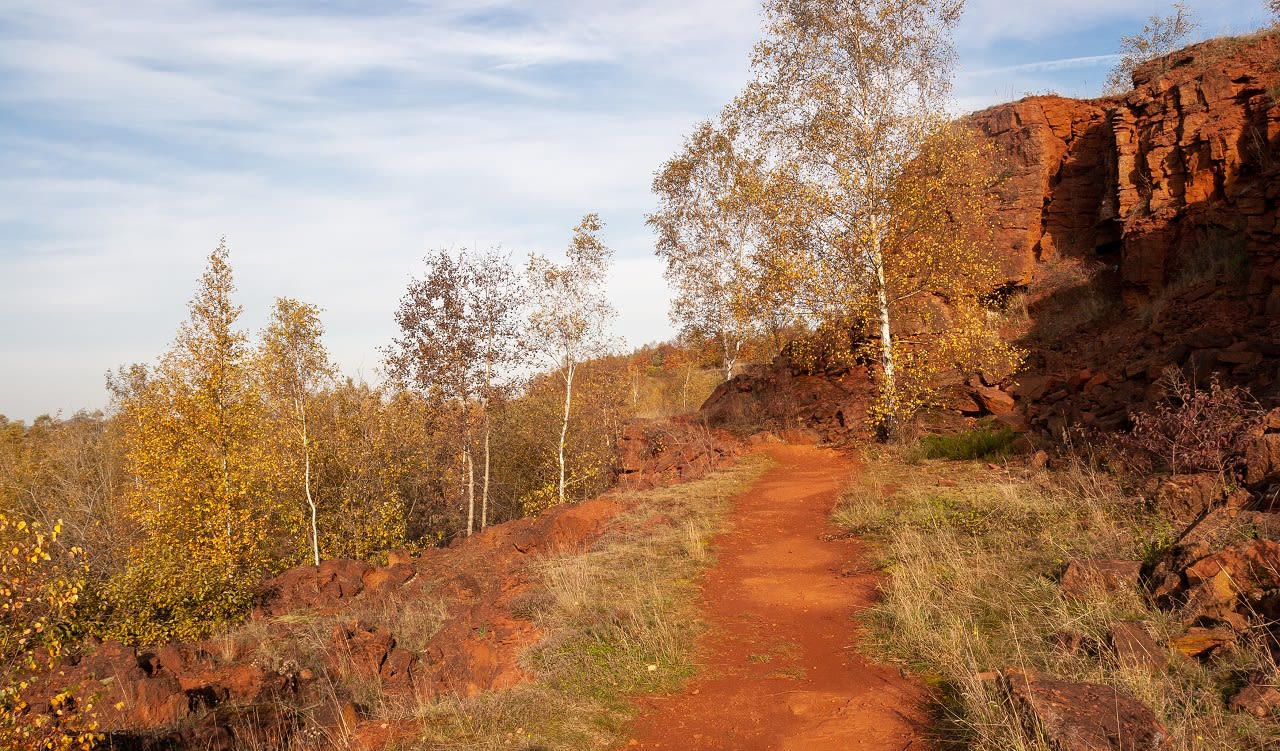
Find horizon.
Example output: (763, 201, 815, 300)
(2, 0, 1273, 422)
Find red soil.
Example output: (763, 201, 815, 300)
(619, 442, 930, 751)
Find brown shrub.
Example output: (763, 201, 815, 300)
(1113, 370, 1262, 477)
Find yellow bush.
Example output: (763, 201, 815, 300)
(0, 514, 99, 750)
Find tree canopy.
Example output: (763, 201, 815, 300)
(655, 0, 1020, 432)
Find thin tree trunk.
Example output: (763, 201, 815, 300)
(559, 361, 575, 506)
(300, 397, 319, 566)
(872, 235, 896, 436)
(481, 357, 492, 530)
(465, 438, 475, 536)
(482, 407, 491, 530)
(722, 334, 737, 382)
(222, 453, 232, 544)
(682, 365, 692, 411)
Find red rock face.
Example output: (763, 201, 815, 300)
(1114, 33, 1280, 299)
(972, 31, 1280, 302)
(699, 355, 875, 442)
(965, 30, 1280, 431)
(969, 96, 1116, 279)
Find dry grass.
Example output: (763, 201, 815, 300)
(836, 448, 1280, 750)
(1022, 260, 1121, 344)
(404, 454, 772, 750)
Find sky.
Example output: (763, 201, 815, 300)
(0, 0, 1273, 421)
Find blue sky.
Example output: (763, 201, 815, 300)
(1, 0, 1273, 421)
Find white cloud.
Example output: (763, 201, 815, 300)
(968, 54, 1121, 77)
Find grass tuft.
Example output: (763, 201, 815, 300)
(912, 422, 1018, 461)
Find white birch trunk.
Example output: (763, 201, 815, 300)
(481, 358, 492, 530)
(559, 360, 575, 507)
(464, 440, 475, 536)
(482, 409, 491, 530)
(872, 233, 897, 434)
(300, 397, 319, 566)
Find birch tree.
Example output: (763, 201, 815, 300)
(458, 251, 524, 530)
(726, 0, 1016, 433)
(650, 120, 762, 382)
(106, 240, 283, 642)
(526, 214, 616, 506)
(258, 297, 335, 566)
(1104, 2, 1197, 94)
(384, 248, 522, 536)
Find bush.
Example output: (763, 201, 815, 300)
(0, 515, 99, 750)
(1104, 1, 1198, 94)
(1113, 369, 1261, 477)
(94, 556, 256, 645)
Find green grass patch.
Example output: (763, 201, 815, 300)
(912, 423, 1018, 461)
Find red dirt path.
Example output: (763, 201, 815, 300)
(618, 443, 930, 751)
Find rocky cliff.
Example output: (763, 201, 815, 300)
(968, 29, 1280, 432)
(976, 30, 1279, 296)
(701, 31, 1280, 440)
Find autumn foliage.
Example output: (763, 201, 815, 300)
(0, 515, 98, 750)
(653, 0, 1022, 434)
(0, 222, 723, 654)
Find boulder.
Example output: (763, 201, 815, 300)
(1151, 474, 1224, 527)
(362, 562, 416, 595)
(1108, 621, 1168, 670)
(700, 355, 874, 441)
(968, 377, 1016, 416)
(1001, 668, 1168, 751)
(1060, 558, 1141, 599)
(1245, 433, 1280, 486)
(1169, 626, 1236, 659)
(1184, 539, 1280, 591)
(257, 559, 375, 616)
(1179, 539, 1280, 631)
(1229, 679, 1280, 718)
(614, 418, 741, 487)
(1010, 374, 1057, 401)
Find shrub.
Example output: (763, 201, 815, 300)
(0, 514, 99, 750)
(1104, 1, 1198, 94)
(1114, 369, 1261, 477)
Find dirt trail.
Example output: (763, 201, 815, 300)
(619, 443, 929, 751)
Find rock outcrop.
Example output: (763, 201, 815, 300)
(700, 355, 875, 442)
(964, 30, 1280, 433)
(969, 96, 1117, 279)
(1001, 668, 1169, 751)
(975, 31, 1280, 299)
(615, 417, 741, 487)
